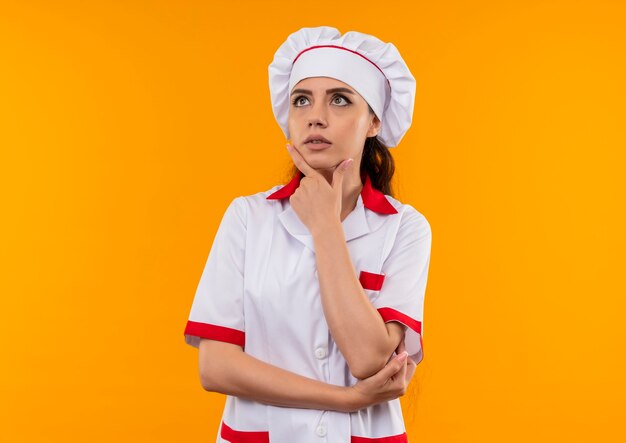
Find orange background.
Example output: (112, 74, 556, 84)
(1, 0, 625, 441)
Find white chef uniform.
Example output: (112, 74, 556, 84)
(184, 168, 432, 443)
(185, 24, 430, 443)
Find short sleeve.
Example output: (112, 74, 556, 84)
(183, 197, 247, 350)
(373, 207, 432, 365)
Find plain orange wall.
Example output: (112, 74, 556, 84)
(1, 0, 625, 441)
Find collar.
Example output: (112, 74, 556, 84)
(266, 170, 398, 215)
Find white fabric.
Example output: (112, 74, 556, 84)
(288, 46, 391, 125)
(269, 26, 416, 148)
(184, 198, 246, 349)
(184, 184, 432, 442)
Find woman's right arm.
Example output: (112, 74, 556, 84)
(198, 339, 410, 413)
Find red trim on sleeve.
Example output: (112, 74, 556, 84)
(184, 320, 245, 348)
(351, 432, 408, 442)
(377, 307, 423, 354)
(221, 421, 269, 443)
(359, 270, 386, 290)
(377, 307, 421, 334)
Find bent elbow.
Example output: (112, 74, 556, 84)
(198, 339, 241, 392)
(349, 355, 388, 380)
(200, 370, 218, 392)
(201, 370, 231, 394)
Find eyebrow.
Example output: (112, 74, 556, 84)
(290, 87, 356, 96)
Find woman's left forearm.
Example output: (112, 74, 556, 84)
(312, 221, 397, 379)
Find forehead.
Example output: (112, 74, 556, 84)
(291, 76, 355, 93)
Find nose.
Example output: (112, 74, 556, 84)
(307, 100, 328, 128)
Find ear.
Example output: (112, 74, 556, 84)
(366, 114, 382, 137)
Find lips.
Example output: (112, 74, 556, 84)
(304, 135, 331, 144)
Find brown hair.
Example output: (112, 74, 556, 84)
(286, 105, 396, 197)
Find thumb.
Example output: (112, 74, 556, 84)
(373, 351, 408, 382)
(332, 158, 354, 193)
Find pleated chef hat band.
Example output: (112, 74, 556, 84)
(269, 26, 416, 148)
(288, 45, 392, 126)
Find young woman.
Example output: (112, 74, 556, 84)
(184, 26, 432, 442)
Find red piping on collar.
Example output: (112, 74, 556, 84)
(266, 170, 398, 215)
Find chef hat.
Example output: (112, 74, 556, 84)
(268, 26, 416, 148)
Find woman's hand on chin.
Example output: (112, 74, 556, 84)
(285, 142, 353, 235)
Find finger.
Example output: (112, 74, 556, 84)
(389, 351, 408, 380)
(405, 359, 417, 385)
(331, 158, 353, 193)
(406, 355, 416, 371)
(376, 351, 408, 383)
(395, 360, 408, 396)
(396, 354, 408, 385)
(286, 142, 320, 178)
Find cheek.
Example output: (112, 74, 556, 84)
(287, 117, 298, 137)
(288, 110, 303, 128)
(340, 117, 368, 138)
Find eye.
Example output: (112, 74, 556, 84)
(291, 94, 352, 107)
(332, 94, 351, 106)
(291, 95, 309, 107)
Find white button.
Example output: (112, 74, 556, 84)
(314, 347, 327, 359)
(315, 424, 327, 437)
